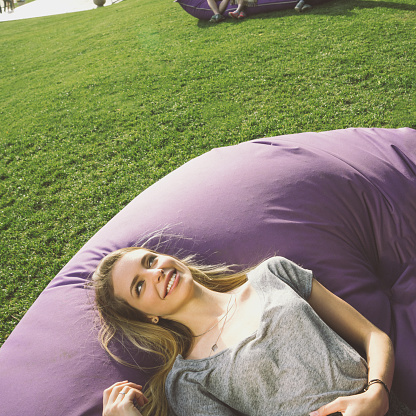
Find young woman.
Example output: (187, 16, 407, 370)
(93, 247, 394, 416)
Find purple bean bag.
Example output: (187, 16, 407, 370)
(175, 0, 331, 20)
(0, 128, 415, 415)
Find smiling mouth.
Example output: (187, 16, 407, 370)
(166, 271, 177, 296)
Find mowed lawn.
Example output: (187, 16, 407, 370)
(0, 0, 415, 346)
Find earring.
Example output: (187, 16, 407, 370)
(151, 317, 159, 324)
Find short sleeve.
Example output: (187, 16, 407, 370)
(263, 256, 313, 299)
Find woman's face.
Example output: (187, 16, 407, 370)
(111, 249, 195, 320)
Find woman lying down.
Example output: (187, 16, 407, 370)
(92, 248, 394, 416)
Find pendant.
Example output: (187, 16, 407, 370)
(211, 344, 218, 353)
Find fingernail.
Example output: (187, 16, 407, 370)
(309, 412, 318, 416)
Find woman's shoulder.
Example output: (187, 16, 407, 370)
(251, 256, 299, 272)
(248, 256, 298, 281)
(249, 256, 313, 299)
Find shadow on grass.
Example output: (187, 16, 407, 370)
(196, 0, 416, 27)
(347, 0, 416, 12)
(255, 0, 416, 19)
(321, 0, 416, 16)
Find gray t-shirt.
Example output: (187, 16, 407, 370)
(166, 257, 368, 415)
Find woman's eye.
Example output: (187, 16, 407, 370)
(147, 255, 156, 268)
(136, 281, 144, 296)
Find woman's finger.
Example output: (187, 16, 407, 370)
(113, 384, 145, 404)
(103, 381, 144, 407)
(115, 387, 129, 404)
(310, 397, 345, 416)
(123, 382, 144, 391)
(103, 381, 128, 402)
(125, 388, 149, 408)
(103, 383, 122, 407)
(103, 381, 148, 414)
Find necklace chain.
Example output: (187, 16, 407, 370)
(192, 294, 236, 338)
(209, 294, 237, 357)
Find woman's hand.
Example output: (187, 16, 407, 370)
(309, 385, 389, 416)
(103, 381, 149, 416)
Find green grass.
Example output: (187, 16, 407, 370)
(0, 0, 415, 346)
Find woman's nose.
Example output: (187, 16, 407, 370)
(152, 268, 164, 283)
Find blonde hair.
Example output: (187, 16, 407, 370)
(92, 246, 249, 416)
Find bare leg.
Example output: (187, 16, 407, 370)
(235, 0, 245, 13)
(207, 0, 221, 15)
(219, 0, 231, 14)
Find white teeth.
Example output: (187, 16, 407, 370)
(166, 273, 176, 295)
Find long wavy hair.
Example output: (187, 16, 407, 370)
(92, 246, 250, 416)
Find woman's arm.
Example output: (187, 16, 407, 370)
(307, 279, 394, 416)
